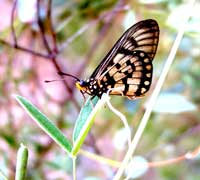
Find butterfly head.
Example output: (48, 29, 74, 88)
(76, 78, 99, 96)
(76, 80, 89, 93)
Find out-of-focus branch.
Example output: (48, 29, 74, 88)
(0, 39, 49, 59)
(11, 0, 18, 46)
(36, 0, 51, 53)
(35, 0, 80, 110)
(80, 145, 200, 168)
(47, 0, 58, 54)
(148, 146, 200, 167)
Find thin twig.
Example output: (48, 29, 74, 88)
(0, 39, 49, 59)
(11, 0, 18, 46)
(47, 0, 58, 54)
(105, 92, 131, 148)
(80, 145, 200, 169)
(36, 0, 51, 53)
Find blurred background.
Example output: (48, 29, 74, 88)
(0, 0, 200, 179)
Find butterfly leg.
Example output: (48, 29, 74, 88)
(127, 94, 146, 100)
(90, 95, 98, 108)
(80, 90, 87, 103)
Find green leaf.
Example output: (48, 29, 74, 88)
(14, 95, 72, 155)
(73, 96, 99, 141)
(72, 95, 108, 156)
(151, 92, 197, 113)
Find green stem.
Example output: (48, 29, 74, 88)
(72, 157, 76, 180)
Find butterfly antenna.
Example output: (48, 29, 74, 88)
(44, 79, 65, 83)
(58, 71, 80, 81)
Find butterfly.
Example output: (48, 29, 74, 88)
(59, 19, 159, 100)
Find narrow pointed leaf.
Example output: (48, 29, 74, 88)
(72, 94, 109, 156)
(14, 95, 72, 155)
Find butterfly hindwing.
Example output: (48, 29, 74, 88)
(98, 51, 153, 98)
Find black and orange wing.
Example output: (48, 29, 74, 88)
(90, 19, 159, 98)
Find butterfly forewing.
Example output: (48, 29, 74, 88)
(90, 19, 159, 80)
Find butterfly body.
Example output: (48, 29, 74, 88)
(74, 19, 159, 99)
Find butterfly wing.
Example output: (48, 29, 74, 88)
(90, 19, 159, 98)
(90, 19, 159, 79)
